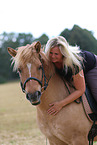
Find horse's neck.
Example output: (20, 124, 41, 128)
(38, 73, 68, 109)
(44, 60, 55, 80)
(38, 59, 75, 110)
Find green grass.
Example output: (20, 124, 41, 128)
(0, 81, 46, 145)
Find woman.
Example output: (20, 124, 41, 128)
(45, 36, 97, 115)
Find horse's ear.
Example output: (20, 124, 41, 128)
(7, 47, 17, 57)
(35, 41, 41, 53)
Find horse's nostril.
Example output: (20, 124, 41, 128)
(35, 91, 41, 97)
(38, 91, 41, 97)
(26, 93, 30, 100)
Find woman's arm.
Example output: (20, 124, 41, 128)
(47, 70, 85, 115)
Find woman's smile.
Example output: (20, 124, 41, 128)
(49, 46, 63, 63)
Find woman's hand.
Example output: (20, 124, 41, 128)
(47, 101, 63, 115)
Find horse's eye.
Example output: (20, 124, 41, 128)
(18, 68, 22, 73)
(38, 65, 42, 70)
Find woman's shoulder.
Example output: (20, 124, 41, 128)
(80, 50, 95, 60)
(80, 50, 96, 73)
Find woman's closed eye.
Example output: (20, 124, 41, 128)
(50, 52, 53, 54)
(55, 53, 58, 55)
(50, 52, 58, 55)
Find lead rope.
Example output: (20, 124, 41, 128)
(46, 137, 47, 145)
(88, 120, 97, 145)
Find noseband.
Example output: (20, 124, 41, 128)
(20, 56, 50, 93)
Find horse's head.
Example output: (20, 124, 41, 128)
(8, 41, 54, 105)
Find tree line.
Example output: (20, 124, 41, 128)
(0, 25, 97, 83)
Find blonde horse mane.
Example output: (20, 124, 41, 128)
(11, 42, 55, 77)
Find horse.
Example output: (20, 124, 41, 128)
(7, 41, 97, 145)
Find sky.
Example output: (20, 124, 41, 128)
(0, 0, 97, 39)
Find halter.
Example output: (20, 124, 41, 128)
(20, 55, 51, 93)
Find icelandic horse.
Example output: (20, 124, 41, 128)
(7, 41, 97, 145)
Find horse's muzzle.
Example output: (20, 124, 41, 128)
(26, 91, 41, 105)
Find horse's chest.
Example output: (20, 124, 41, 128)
(37, 112, 54, 137)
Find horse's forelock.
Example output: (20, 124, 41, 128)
(12, 44, 38, 71)
(12, 43, 55, 77)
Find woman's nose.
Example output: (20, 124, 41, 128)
(52, 54, 55, 58)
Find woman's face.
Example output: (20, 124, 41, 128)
(49, 46, 63, 63)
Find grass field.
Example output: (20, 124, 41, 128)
(0, 81, 47, 145)
(0, 81, 97, 145)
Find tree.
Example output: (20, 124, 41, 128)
(60, 25, 97, 54)
(17, 33, 34, 46)
(35, 34, 49, 45)
(0, 32, 34, 83)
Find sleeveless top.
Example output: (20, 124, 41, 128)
(80, 51, 96, 74)
(55, 50, 96, 82)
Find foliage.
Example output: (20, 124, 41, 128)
(0, 25, 97, 83)
(35, 34, 49, 45)
(60, 25, 97, 54)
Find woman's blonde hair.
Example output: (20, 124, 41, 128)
(45, 36, 83, 73)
